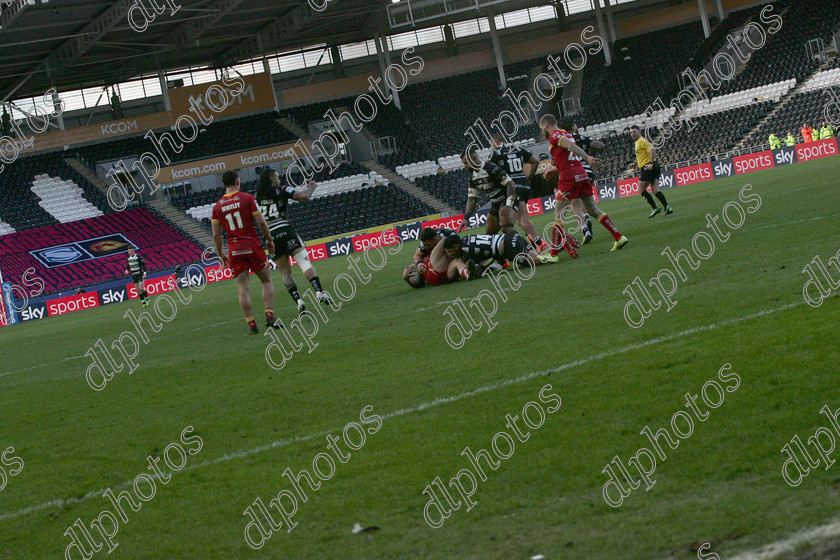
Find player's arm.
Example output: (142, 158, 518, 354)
(211, 220, 228, 268)
(460, 192, 479, 231)
(413, 245, 428, 264)
(139, 255, 147, 279)
(559, 136, 600, 168)
(292, 180, 317, 202)
(646, 146, 656, 167)
(254, 212, 275, 256)
(522, 150, 540, 186)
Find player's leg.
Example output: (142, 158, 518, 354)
(515, 201, 545, 251)
(649, 173, 672, 214)
(545, 194, 574, 259)
(291, 246, 333, 305)
(571, 198, 593, 244)
(582, 195, 628, 251)
(234, 271, 259, 334)
(485, 209, 501, 235)
(274, 255, 306, 315)
(255, 265, 282, 329)
(136, 278, 150, 306)
(504, 231, 543, 267)
(639, 179, 660, 216)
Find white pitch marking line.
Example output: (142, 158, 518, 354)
(0, 299, 803, 522)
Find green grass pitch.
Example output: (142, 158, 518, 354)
(1, 157, 839, 560)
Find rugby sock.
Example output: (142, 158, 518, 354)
(265, 309, 274, 322)
(246, 317, 257, 332)
(140, 290, 148, 301)
(288, 287, 301, 303)
(655, 191, 669, 208)
(599, 214, 622, 241)
(641, 191, 657, 209)
(308, 276, 323, 293)
(584, 214, 592, 232)
(551, 221, 566, 257)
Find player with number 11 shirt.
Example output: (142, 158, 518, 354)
(211, 170, 280, 334)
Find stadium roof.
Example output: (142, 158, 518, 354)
(0, 0, 553, 102)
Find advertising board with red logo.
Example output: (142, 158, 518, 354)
(673, 162, 714, 187)
(47, 292, 100, 317)
(796, 138, 838, 163)
(733, 150, 775, 175)
(10, 139, 839, 326)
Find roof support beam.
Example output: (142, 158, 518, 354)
(3, 0, 134, 101)
(0, 0, 28, 36)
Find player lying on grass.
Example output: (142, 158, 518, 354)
(539, 115, 628, 259)
(442, 232, 548, 274)
(403, 230, 478, 288)
(256, 168, 334, 317)
(458, 145, 544, 252)
(412, 226, 455, 265)
(211, 170, 282, 334)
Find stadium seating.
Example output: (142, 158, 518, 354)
(747, 88, 838, 147)
(802, 68, 840, 92)
(289, 184, 435, 240)
(0, 206, 204, 295)
(714, 0, 840, 97)
(74, 111, 296, 169)
(657, 101, 774, 165)
(578, 108, 676, 139)
(31, 174, 103, 223)
(0, 152, 110, 232)
(683, 80, 794, 118)
(576, 22, 706, 127)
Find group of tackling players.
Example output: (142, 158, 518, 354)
(404, 116, 630, 289)
(128, 115, 667, 332)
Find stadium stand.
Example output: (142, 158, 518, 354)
(0, 153, 110, 232)
(684, 80, 794, 118)
(74, 111, 296, 169)
(658, 101, 775, 164)
(714, 0, 840, 97)
(31, 174, 103, 223)
(576, 22, 706, 127)
(0, 206, 204, 295)
(747, 89, 837, 148)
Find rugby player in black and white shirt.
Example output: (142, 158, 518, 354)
(256, 169, 333, 315)
(442, 231, 547, 272)
(457, 145, 519, 236)
(488, 133, 546, 252)
(125, 246, 150, 307)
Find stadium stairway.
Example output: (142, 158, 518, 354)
(738, 55, 840, 148)
(147, 199, 214, 249)
(361, 159, 458, 216)
(278, 117, 311, 141)
(64, 156, 110, 199)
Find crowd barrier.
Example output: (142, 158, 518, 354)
(3, 137, 837, 326)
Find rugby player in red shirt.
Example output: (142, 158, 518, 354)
(539, 114, 628, 259)
(211, 170, 282, 334)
